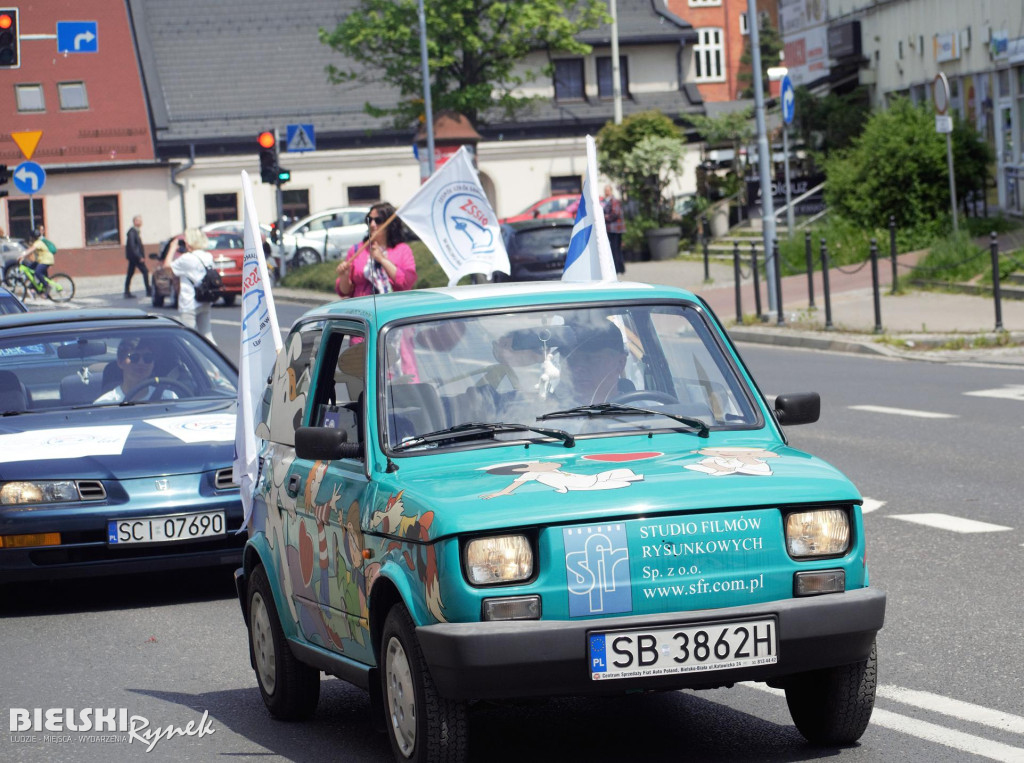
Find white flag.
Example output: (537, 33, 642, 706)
(562, 135, 617, 282)
(398, 146, 510, 286)
(233, 170, 283, 528)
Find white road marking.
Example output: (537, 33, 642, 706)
(849, 404, 956, 419)
(965, 385, 1024, 402)
(888, 513, 1012, 533)
(861, 498, 885, 514)
(743, 683, 1024, 761)
(877, 686, 1024, 735)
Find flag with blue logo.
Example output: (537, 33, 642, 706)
(562, 135, 617, 282)
(233, 170, 282, 528)
(398, 146, 510, 286)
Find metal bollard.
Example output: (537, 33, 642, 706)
(702, 237, 710, 282)
(751, 242, 762, 319)
(820, 238, 833, 330)
(733, 241, 742, 324)
(773, 238, 784, 325)
(804, 230, 815, 308)
(889, 215, 898, 294)
(991, 232, 1004, 331)
(870, 238, 882, 334)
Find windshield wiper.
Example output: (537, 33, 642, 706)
(538, 403, 710, 438)
(392, 421, 575, 452)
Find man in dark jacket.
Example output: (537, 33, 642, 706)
(124, 215, 151, 298)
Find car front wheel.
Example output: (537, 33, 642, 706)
(221, 293, 237, 307)
(247, 564, 320, 720)
(381, 603, 467, 762)
(291, 247, 321, 269)
(785, 639, 877, 745)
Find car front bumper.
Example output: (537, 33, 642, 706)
(416, 587, 885, 700)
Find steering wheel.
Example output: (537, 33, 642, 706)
(611, 389, 679, 406)
(123, 377, 192, 402)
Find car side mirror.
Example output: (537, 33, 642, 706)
(774, 392, 820, 425)
(295, 426, 362, 460)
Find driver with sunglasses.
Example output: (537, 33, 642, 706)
(94, 338, 180, 403)
(334, 201, 417, 298)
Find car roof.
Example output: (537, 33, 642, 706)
(298, 281, 702, 327)
(0, 308, 171, 333)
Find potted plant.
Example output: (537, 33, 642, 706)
(598, 112, 687, 260)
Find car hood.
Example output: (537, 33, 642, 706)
(377, 438, 861, 540)
(0, 400, 237, 480)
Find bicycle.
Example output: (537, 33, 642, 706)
(3, 260, 76, 303)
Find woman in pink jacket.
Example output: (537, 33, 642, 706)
(334, 202, 416, 298)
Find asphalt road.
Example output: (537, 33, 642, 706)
(4, 297, 1023, 762)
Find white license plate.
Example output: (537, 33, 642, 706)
(589, 617, 777, 680)
(107, 511, 226, 545)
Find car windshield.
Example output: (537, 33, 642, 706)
(0, 325, 237, 414)
(382, 302, 759, 450)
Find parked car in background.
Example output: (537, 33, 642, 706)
(499, 193, 579, 224)
(236, 281, 884, 759)
(279, 206, 370, 269)
(0, 284, 28, 314)
(494, 218, 574, 281)
(150, 231, 244, 308)
(1, 237, 28, 283)
(200, 220, 282, 280)
(0, 309, 243, 583)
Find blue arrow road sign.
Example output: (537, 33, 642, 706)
(57, 21, 99, 53)
(286, 124, 315, 152)
(13, 161, 46, 194)
(781, 75, 795, 125)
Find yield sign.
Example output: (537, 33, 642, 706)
(11, 130, 42, 160)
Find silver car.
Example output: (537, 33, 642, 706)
(279, 206, 369, 268)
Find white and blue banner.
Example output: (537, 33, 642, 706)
(562, 135, 617, 283)
(398, 145, 510, 286)
(233, 170, 282, 527)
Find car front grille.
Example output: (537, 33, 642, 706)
(214, 468, 238, 491)
(76, 480, 107, 501)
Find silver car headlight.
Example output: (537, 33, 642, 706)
(0, 480, 80, 506)
(785, 509, 850, 557)
(464, 534, 533, 585)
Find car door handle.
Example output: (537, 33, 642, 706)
(286, 474, 301, 498)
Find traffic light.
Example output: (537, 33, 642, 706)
(258, 131, 277, 184)
(0, 9, 19, 69)
(276, 166, 291, 185)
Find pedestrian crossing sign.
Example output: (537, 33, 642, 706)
(286, 124, 315, 153)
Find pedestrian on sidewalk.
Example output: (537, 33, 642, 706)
(123, 215, 151, 298)
(601, 185, 626, 274)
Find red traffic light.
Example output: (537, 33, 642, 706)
(258, 131, 276, 149)
(0, 14, 12, 29)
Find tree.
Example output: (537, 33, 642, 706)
(684, 108, 755, 200)
(319, 0, 608, 128)
(736, 15, 783, 99)
(793, 86, 870, 160)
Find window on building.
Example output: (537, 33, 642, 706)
(347, 185, 380, 205)
(550, 175, 582, 195)
(203, 193, 238, 223)
(6, 199, 45, 241)
(57, 81, 88, 110)
(554, 59, 585, 100)
(84, 195, 120, 246)
(694, 28, 725, 82)
(15, 84, 44, 112)
(739, 13, 749, 35)
(689, 0, 722, 6)
(281, 189, 310, 224)
(597, 56, 630, 99)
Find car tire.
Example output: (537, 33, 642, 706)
(785, 640, 877, 746)
(247, 564, 320, 720)
(221, 293, 236, 307)
(381, 603, 467, 762)
(291, 248, 321, 269)
(151, 291, 165, 308)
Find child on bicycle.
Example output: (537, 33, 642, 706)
(19, 228, 55, 293)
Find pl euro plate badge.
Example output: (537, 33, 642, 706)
(589, 617, 777, 680)
(107, 511, 226, 545)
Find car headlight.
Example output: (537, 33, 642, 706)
(0, 480, 80, 506)
(785, 509, 850, 557)
(464, 534, 533, 585)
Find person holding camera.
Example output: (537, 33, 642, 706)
(170, 228, 216, 344)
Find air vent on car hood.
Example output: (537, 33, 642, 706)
(215, 468, 239, 491)
(76, 480, 107, 501)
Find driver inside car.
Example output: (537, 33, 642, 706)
(558, 321, 631, 406)
(94, 338, 180, 403)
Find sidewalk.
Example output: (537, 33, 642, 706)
(69, 247, 1024, 366)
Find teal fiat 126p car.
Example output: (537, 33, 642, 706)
(236, 281, 885, 761)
